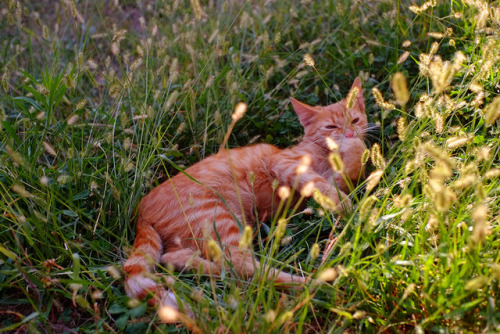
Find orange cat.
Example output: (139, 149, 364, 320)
(124, 77, 367, 314)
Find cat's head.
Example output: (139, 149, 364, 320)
(290, 77, 367, 149)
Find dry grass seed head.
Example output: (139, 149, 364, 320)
(366, 170, 383, 192)
(303, 53, 315, 67)
(232, 103, 247, 121)
(42, 142, 57, 157)
(453, 173, 477, 190)
(471, 204, 489, 244)
(278, 186, 291, 200)
(1, 69, 10, 92)
(372, 87, 395, 110)
(158, 305, 181, 323)
(40, 176, 49, 187)
(87, 59, 98, 70)
(425, 213, 439, 232)
(108, 83, 121, 98)
(361, 149, 370, 165)
(414, 102, 425, 118)
(312, 189, 338, 212)
(325, 137, 339, 151)
(359, 195, 377, 219)
(5, 145, 26, 167)
(434, 113, 444, 133)
(398, 51, 411, 64)
(484, 168, 500, 180)
(37, 84, 49, 95)
(317, 268, 338, 282)
(409, 1, 436, 14)
(207, 239, 222, 262)
(42, 25, 49, 40)
(328, 153, 344, 173)
(475, 183, 487, 201)
(169, 58, 179, 83)
(419, 53, 431, 76)
(310, 243, 320, 261)
(475, 146, 490, 161)
(164, 91, 179, 113)
(471, 91, 485, 109)
(300, 181, 315, 197)
(484, 96, 500, 126)
(421, 142, 455, 170)
(394, 194, 412, 208)
(12, 184, 32, 198)
(130, 58, 143, 71)
(276, 218, 288, 240)
(346, 87, 359, 109)
(75, 99, 87, 110)
(370, 144, 386, 170)
(446, 136, 469, 150)
(428, 181, 456, 212)
(430, 41, 439, 55)
(430, 163, 452, 181)
(397, 117, 407, 140)
(428, 32, 445, 39)
(297, 154, 312, 175)
(264, 310, 277, 323)
(239, 226, 253, 249)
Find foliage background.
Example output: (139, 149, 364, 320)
(0, 0, 499, 332)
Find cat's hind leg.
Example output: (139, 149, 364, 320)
(219, 232, 307, 287)
(160, 248, 220, 276)
(124, 220, 165, 306)
(162, 247, 305, 290)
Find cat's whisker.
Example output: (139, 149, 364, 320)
(359, 124, 381, 133)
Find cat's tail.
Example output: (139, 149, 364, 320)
(123, 217, 184, 315)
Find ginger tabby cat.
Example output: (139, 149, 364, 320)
(124, 77, 368, 313)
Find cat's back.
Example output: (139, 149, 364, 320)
(139, 143, 281, 213)
(188, 143, 280, 183)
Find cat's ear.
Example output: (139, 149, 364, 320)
(349, 77, 365, 112)
(290, 97, 316, 127)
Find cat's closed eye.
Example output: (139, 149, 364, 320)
(352, 117, 360, 124)
(325, 125, 340, 129)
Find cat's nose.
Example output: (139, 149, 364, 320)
(345, 130, 354, 138)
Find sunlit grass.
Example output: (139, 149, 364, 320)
(0, 0, 499, 332)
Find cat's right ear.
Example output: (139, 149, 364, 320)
(290, 97, 316, 127)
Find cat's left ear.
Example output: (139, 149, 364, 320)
(290, 97, 317, 127)
(349, 76, 365, 112)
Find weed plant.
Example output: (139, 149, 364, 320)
(0, 0, 499, 332)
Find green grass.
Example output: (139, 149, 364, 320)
(1, 0, 499, 332)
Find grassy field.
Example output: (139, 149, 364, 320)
(1, 0, 499, 332)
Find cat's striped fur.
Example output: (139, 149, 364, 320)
(124, 77, 367, 313)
